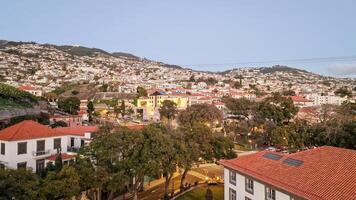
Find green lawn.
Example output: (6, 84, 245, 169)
(176, 185, 224, 200)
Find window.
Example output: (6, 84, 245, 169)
(36, 140, 45, 155)
(54, 138, 61, 150)
(81, 139, 84, 147)
(17, 162, 27, 169)
(229, 188, 236, 200)
(245, 197, 252, 200)
(70, 137, 75, 147)
(36, 159, 45, 173)
(17, 142, 27, 155)
(1, 143, 5, 155)
(245, 177, 254, 194)
(229, 170, 236, 185)
(266, 187, 276, 200)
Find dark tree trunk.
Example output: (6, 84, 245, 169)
(164, 173, 173, 200)
(179, 168, 189, 192)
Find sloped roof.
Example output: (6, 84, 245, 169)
(219, 146, 356, 200)
(0, 120, 97, 141)
(0, 120, 60, 141)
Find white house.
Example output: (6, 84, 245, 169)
(219, 146, 356, 200)
(0, 120, 97, 173)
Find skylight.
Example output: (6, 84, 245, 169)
(263, 153, 283, 161)
(283, 158, 304, 167)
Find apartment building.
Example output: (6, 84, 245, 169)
(219, 146, 356, 200)
(0, 120, 96, 173)
(305, 94, 347, 106)
(136, 90, 188, 120)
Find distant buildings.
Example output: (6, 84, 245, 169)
(220, 146, 356, 200)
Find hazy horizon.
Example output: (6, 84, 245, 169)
(1, 1, 356, 77)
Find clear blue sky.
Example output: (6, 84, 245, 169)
(1, 0, 356, 77)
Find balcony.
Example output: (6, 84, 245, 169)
(67, 146, 80, 153)
(32, 150, 51, 157)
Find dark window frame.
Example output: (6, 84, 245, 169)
(53, 138, 61, 150)
(265, 186, 276, 200)
(17, 142, 27, 155)
(0, 143, 5, 155)
(17, 162, 27, 169)
(229, 188, 236, 200)
(229, 170, 236, 185)
(245, 177, 254, 194)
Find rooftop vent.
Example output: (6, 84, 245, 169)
(283, 158, 304, 167)
(263, 153, 283, 161)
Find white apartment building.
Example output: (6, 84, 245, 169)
(0, 120, 97, 173)
(305, 94, 347, 106)
(220, 146, 356, 200)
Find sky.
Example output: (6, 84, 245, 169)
(1, 0, 356, 77)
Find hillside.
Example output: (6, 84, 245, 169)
(0, 83, 38, 110)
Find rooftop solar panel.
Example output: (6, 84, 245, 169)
(283, 158, 304, 167)
(263, 153, 283, 161)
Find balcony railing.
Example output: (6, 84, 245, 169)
(67, 146, 80, 153)
(32, 150, 51, 157)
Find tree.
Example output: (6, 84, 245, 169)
(178, 104, 223, 128)
(41, 166, 81, 200)
(189, 75, 195, 82)
(100, 84, 109, 92)
(232, 81, 242, 89)
(120, 100, 126, 118)
(50, 120, 68, 128)
(159, 100, 178, 127)
(58, 96, 80, 115)
(205, 187, 213, 200)
(257, 92, 298, 125)
(87, 100, 94, 122)
(137, 86, 148, 97)
(282, 90, 296, 96)
(0, 168, 42, 199)
(334, 87, 352, 97)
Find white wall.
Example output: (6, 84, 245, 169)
(0, 134, 86, 172)
(224, 168, 292, 200)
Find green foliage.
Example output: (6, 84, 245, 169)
(6, 113, 50, 128)
(71, 90, 79, 95)
(0, 83, 38, 108)
(50, 120, 68, 128)
(257, 92, 298, 125)
(334, 86, 352, 97)
(0, 168, 42, 200)
(282, 90, 296, 96)
(58, 96, 80, 115)
(178, 104, 223, 127)
(197, 77, 218, 85)
(100, 84, 109, 92)
(87, 100, 95, 122)
(41, 166, 81, 199)
(159, 100, 178, 121)
(137, 86, 148, 97)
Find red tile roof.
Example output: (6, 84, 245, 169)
(289, 96, 312, 102)
(0, 120, 97, 141)
(54, 126, 97, 136)
(219, 146, 356, 200)
(46, 153, 76, 161)
(0, 120, 60, 141)
(18, 85, 38, 91)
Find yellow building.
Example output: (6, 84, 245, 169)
(137, 91, 188, 120)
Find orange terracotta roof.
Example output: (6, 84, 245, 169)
(54, 126, 97, 136)
(219, 146, 356, 200)
(46, 153, 76, 161)
(18, 85, 38, 91)
(289, 96, 312, 102)
(0, 121, 97, 141)
(0, 120, 61, 141)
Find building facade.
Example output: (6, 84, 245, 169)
(0, 120, 96, 173)
(220, 146, 356, 200)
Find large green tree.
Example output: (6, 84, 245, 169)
(58, 96, 81, 115)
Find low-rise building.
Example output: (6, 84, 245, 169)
(219, 146, 356, 200)
(0, 120, 97, 173)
